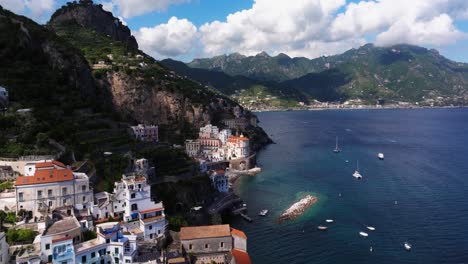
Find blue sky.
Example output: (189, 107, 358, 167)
(2, 0, 468, 62)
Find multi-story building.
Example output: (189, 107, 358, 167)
(226, 135, 250, 160)
(14, 161, 94, 220)
(130, 124, 159, 142)
(180, 224, 251, 264)
(40, 216, 82, 263)
(50, 222, 138, 264)
(185, 140, 201, 157)
(0, 232, 9, 264)
(210, 170, 229, 193)
(92, 174, 167, 242)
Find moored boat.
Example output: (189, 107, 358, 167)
(378, 153, 384, 160)
(353, 161, 363, 179)
(359, 231, 369, 237)
(326, 219, 334, 223)
(259, 209, 269, 216)
(366, 226, 376, 231)
(317, 226, 328, 231)
(404, 242, 412, 251)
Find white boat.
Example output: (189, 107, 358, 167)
(378, 153, 384, 160)
(366, 226, 376, 231)
(317, 226, 328, 231)
(259, 209, 269, 216)
(333, 136, 341, 153)
(353, 161, 363, 179)
(370, 246, 373, 252)
(359, 232, 369, 237)
(326, 219, 334, 223)
(404, 242, 412, 251)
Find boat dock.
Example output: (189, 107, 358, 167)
(240, 213, 253, 222)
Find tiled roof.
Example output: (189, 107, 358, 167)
(215, 170, 225, 174)
(231, 249, 252, 264)
(140, 215, 164, 223)
(15, 168, 74, 186)
(180, 224, 231, 240)
(35, 160, 66, 168)
(52, 237, 73, 243)
(230, 228, 247, 239)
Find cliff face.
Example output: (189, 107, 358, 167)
(99, 72, 236, 130)
(49, 0, 138, 50)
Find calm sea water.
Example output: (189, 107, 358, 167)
(230, 109, 468, 264)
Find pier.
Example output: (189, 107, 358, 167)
(240, 213, 253, 222)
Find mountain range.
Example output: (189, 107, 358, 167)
(166, 44, 468, 107)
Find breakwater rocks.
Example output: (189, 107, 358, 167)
(278, 195, 318, 223)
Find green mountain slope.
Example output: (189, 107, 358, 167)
(188, 52, 328, 82)
(160, 59, 308, 108)
(189, 44, 468, 105)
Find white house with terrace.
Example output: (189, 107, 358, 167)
(92, 174, 167, 242)
(50, 222, 138, 264)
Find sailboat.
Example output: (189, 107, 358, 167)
(353, 160, 363, 179)
(333, 136, 341, 153)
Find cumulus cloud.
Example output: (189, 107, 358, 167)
(111, 0, 190, 18)
(199, 0, 347, 57)
(25, 0, 55, 20)
(0, 0, 26, 14)
(134, 16, 197, 59)
(330, 0, 468, 46)
(375, 14, 466, 46)
(0, 0, 56, 22)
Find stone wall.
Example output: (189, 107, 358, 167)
(229, 153, 256, 171)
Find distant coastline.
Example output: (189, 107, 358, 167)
(251, 105, 467, 113)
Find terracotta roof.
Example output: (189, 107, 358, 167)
(215, 170, 225, 174)
(140, 207, 163, 214)
(231, 249, 252, 264)
(230, 228, 247, 239)
(35, 160, 66, 168)
(180, 225, 231, 240)
(15, 168, 74, 186)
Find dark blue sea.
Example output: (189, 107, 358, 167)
(230, 109, 468, 264)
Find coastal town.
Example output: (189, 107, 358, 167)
(0, 118, 254, 263)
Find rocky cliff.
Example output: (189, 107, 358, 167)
(49, 0, 138, 50)
(99, 71, 231, 129)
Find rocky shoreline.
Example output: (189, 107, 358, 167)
(278, 195, 318, 223)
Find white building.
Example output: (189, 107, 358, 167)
(40, 216, 82, 263)
(15, 161, 94, 220)
(210, 170, 229, 193)
(218, 129, 232, 145)
(0, 232, 9, 264)
(226, 135, 250, 160)
(50, 222, 138, 264)
(130, 124, 159, 142)
(92, 175, 167, 242)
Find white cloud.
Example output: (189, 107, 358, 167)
(199, 0, 347, 57)
(0, 0, 26, 14)
(330, 0, 468, 46)
(0, 0, 56, 22)
(111, 0, 190, 18)
(134, 16, 197, 59)
(25, 0, 55, 20)
(375, 14, 466, 47)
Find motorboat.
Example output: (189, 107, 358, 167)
(259, 209, 269, 216)
(353, 161, 363, 179)
(366, 226, 376, 231)
(359, 232, 369, 237)
(378, 153, 384, 160)
(326, 219, 334, 223)
(404, 242, 412, 251)
(317, 226, 328, 231)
